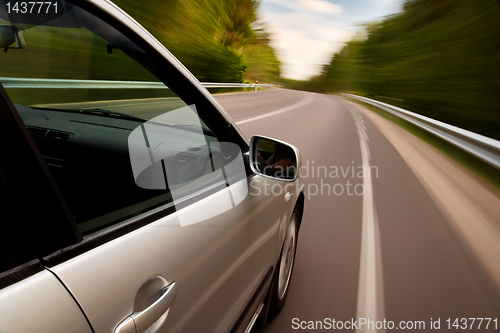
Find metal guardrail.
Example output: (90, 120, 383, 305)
(0, 77, 273, 90)
(342, 93, 500, 170)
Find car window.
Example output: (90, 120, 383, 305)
(0, 3, 245, 236)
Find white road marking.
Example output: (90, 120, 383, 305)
(235, 93, 314, 125)
(343, 101, 385, 333)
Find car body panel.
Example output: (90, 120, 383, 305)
(51, 174, 291, 332)
(0, 270, 92, 333)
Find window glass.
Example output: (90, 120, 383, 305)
(0, 3, 246, 235)
(0, 170, 37, 273)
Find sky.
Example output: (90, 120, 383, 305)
(258, 0, 403, 80)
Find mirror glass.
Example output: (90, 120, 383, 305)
(253, 137, 297, 180)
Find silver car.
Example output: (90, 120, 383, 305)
(0, 0, 304, 332)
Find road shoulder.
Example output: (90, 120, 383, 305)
(347, 100, 500, 295)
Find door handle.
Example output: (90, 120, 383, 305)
(115, 282, 178, 333)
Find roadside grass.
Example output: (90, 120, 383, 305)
(346, 97, 500, 191)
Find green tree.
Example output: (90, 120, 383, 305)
(114, 0, 278, 83)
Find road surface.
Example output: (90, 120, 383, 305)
(214, 89, 500, 332)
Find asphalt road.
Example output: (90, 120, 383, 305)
(214, 89, 500, 332)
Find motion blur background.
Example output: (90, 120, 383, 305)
(114, 0, 500, 140)
(2, 0, 500, 330)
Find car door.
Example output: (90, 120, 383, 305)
(0, 269, 94, 333)
(0, 1, 291, 332)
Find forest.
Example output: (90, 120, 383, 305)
(113, 0, 281, 84)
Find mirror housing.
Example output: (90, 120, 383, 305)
(0, 25, 25, 50)
(249, 135, 300, 181)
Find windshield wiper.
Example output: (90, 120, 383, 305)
(32, 106, 145, 121)
(75, 108, 144, 121)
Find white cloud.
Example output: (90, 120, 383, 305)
(260, 5, 354, 80)
(300, 0, 342, 14)
(264, 0, 302, 12)
(259, 0, 401, 79)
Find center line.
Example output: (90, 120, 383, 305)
(343, 101, 385, 333)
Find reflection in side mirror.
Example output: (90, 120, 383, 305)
(0, 25, 26, 50)
(249, 136, 299, 181)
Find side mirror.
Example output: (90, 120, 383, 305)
(0, 25, 26, 50)
(249, 135, 300, 181)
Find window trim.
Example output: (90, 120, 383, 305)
(0, 260, 45, 290)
